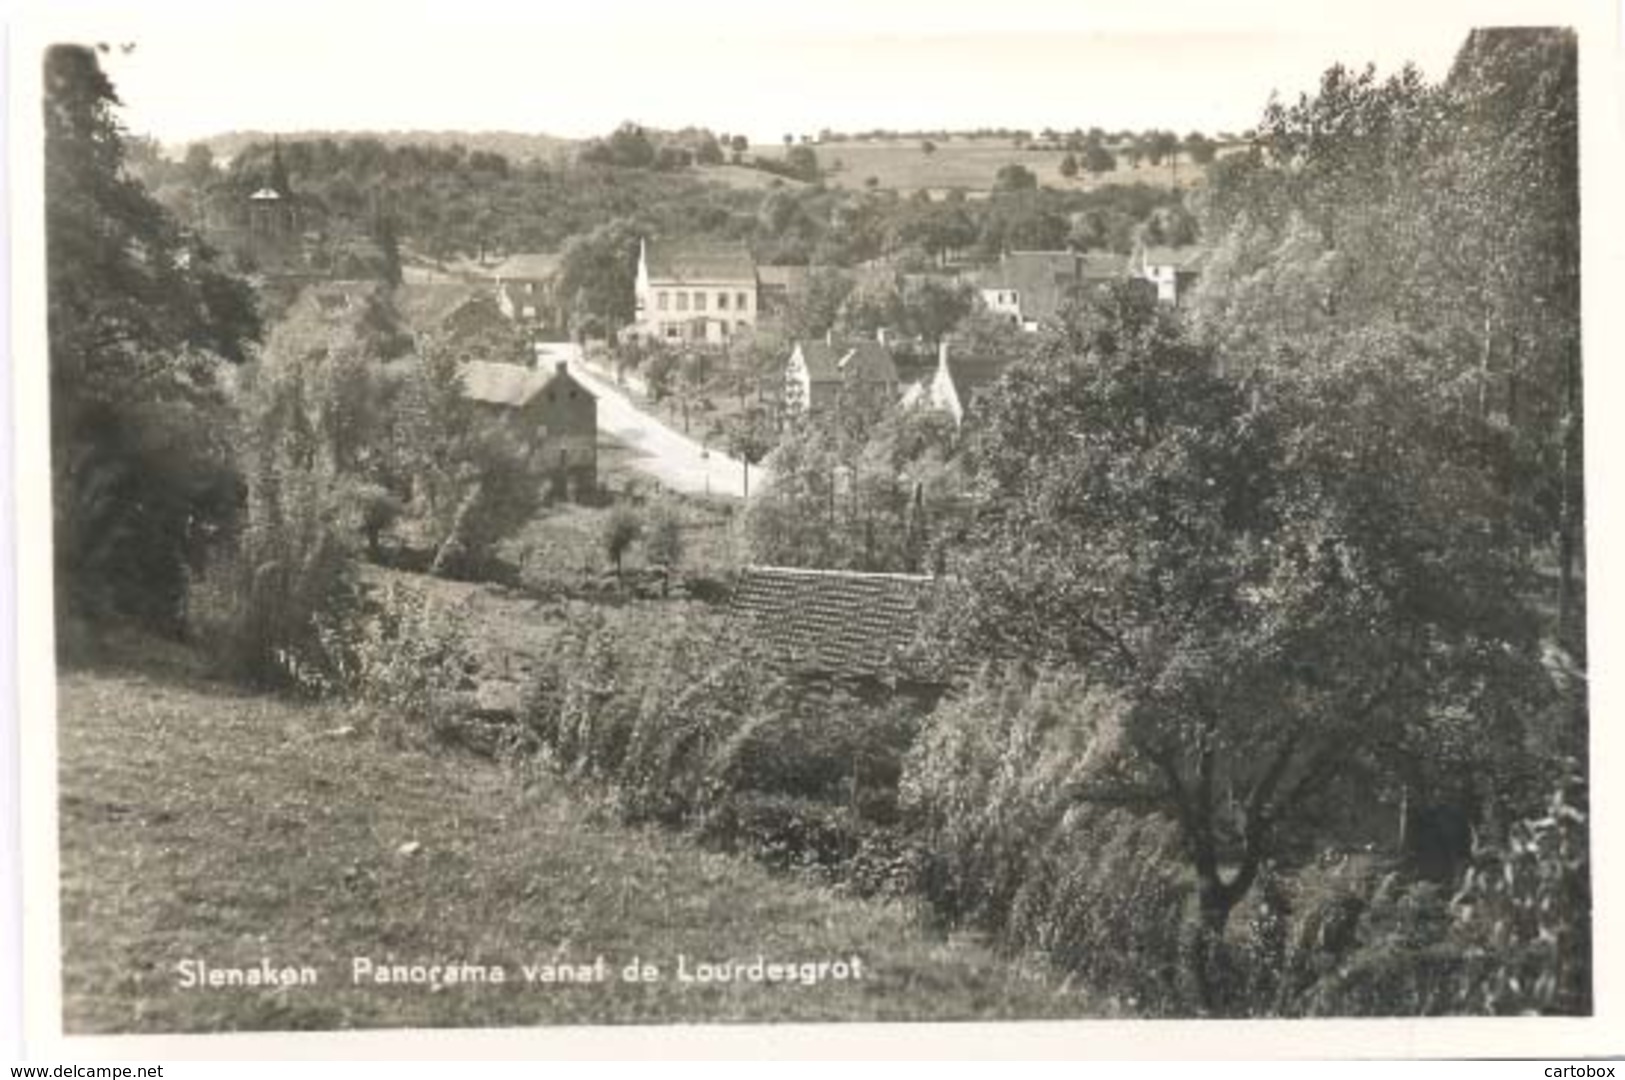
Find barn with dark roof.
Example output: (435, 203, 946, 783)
(729, 566, 943, 691)
(460, 359, 597, 500)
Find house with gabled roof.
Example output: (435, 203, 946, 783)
(634, 238, 759, 344)
(784, 335, 903, 417)
(785, 340, 844, 414)
(489, 252, 563, 326)
(1132, 244, 1206, 306)
(926, 340, 1016, 426)
(395, 283, 513, 349)
(729, 566, 942, 691)
(974, 250, 1124, 332)
(460, 359, 597, 500)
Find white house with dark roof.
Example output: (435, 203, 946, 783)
(974, 250, 1125, 332)
(1132, 245, 1206, 306)
(926, 340, 1016, 426)
(634, 238, 759, 344)
(489, 252, 563, 325)
(784, 335, 902, 416)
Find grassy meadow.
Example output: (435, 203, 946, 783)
(55, 656, 1107, 1032)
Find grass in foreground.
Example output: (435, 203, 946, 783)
(57, 662, 1108, 1032)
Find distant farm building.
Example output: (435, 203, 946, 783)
(634, 239, 759, 344)
(460, 359, 597, 500)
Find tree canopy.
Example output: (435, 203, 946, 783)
(46, 44, 260, 629)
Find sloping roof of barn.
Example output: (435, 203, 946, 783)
(730, 566, 938, 679)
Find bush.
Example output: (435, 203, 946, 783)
(900, 666, 1127, 929)
(1447, 764, 1590, 1014)
(186, 459, 355, 689)
(521, 611, 928, 868)
(303, 579, 477, 740)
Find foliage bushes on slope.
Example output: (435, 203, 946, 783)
(521, 610, 923, 871)
(898, 665, 1591, 1016)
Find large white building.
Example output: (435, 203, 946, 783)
(633, 238, 760, 344)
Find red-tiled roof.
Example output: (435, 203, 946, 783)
(730, 566, 936, 678)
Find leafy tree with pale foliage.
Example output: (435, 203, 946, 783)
(938, 285, 1550, 1009)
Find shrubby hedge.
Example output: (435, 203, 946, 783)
(520, 609, 924, 875)
(518, 628, 1589, 1017)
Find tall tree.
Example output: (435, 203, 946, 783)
(938, 287, 1548, 1009)
(46, 44, 260, 630)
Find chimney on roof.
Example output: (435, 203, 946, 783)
(825, 328, 834, 347)
(937, 339, 950, 371)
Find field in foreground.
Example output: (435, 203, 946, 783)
(56, 661, 1106, 1032)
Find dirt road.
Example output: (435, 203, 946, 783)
(571, 362, 770, 500)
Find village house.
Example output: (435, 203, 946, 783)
(783, 335, 901, 417)
(1132, 245, 1206, 306)
(728, 565, 943, 697)
(920, 339, 1016, 426)
(459, 359, 597, 500)
(634, 238, 759, 344)
(394, 282, 513, 350)
(973, 250, 1124, 332)
(490, 253, 564, 327)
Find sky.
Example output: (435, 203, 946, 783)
(13, 0, 1583, 149)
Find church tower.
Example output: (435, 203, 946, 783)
(247, 138, 298, 260)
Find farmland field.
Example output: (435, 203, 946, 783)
(810, 138, 1212, 194)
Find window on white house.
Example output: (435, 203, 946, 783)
(717, 292, 729, 310)
(657, 292, 669, 311)
(695, 292, 707, 311)
(737, 292, 750, 310)
(677, 293, 689, 311)
(665, 326, 680, 339)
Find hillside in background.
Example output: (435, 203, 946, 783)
(171, 128, 579, 163)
